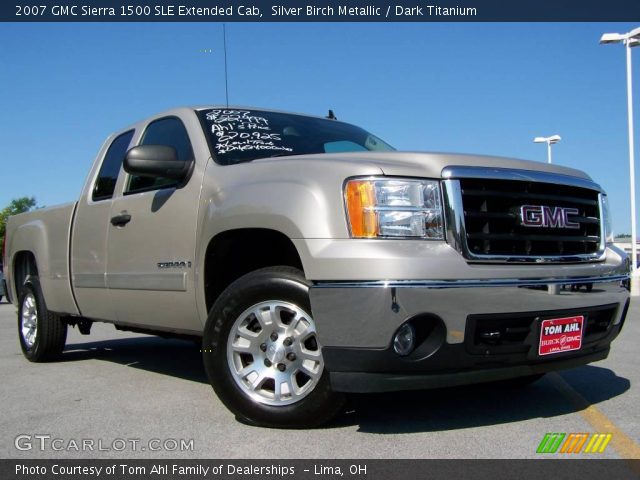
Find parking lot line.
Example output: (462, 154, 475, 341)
(548, 372, 640, 460)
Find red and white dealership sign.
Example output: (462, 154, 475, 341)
(538, 315, 584, 356)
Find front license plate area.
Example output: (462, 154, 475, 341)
(538, 315, 584, 356)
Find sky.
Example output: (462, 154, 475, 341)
(1, 22, 639, 235)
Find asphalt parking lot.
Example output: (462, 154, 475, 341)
(0, 298, 638, 460)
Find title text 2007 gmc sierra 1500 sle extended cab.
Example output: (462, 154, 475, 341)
(4, 107, 630, 428)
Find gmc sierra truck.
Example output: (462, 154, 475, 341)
(4, 107, 630, 428)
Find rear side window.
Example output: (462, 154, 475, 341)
(92, 130, 134, 201)
(126, 117, 194, 194)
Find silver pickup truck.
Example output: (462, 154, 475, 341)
(4, 107, 630, 428)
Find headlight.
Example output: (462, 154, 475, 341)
(601, 194, 614, 244)
(344, 177, 444, 239)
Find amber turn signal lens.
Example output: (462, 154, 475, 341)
(345, 180, 378, 237)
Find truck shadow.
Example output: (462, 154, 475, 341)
(64, 336, 207, 384)
(341, 366, 630, 433)
(63, 336, 630, 433)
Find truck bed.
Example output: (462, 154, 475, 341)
(5, 202, 79, 315)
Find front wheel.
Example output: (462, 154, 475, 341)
(203, 267, 344, 428)
(18, 279, 67, 362)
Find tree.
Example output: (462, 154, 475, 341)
(1, 197, 37, 256)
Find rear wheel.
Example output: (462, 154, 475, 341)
(18, 279, 67, 362)
(203, 267, 344, 428)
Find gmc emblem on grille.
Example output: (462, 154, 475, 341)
(519, 205, 580, 229)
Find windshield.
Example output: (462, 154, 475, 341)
(197, 108, 395, 165)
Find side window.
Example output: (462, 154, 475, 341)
(92, 130, 135, 201)
(126, 117, 194, 194)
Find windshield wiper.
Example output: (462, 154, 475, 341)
(265, 152, 296, 159)
(233, 152, 298, 164)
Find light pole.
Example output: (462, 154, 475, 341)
(600, 27, 640, 295)
(533, 135, 562, 164)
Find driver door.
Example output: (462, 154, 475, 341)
(106, 115, 202, 333)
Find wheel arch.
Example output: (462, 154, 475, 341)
(12, 250, 39, 298)
(202, 228, 305, 314)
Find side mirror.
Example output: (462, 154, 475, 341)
(124, 145, 190, 181)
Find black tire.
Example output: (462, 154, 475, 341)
(18, 279, 67, 362)
(203, 266, 344, 428)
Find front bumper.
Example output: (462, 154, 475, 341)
(309, 274, 629, 393)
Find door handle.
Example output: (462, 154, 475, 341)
(110, 214, 132, 227)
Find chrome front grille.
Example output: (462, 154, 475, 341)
(442, 167, 606, 263)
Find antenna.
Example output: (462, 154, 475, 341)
(223, 23, 229, 108)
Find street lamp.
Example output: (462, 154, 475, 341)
(600, 27, 640, 295)
(533, 135, 562, 164)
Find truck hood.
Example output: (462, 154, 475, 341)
(255, 151, 593, 182)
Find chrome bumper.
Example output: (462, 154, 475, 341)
(309, 274, 629, 348)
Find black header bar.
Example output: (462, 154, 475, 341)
(3, 459, 640, 480)
(4, 0, 640, 22)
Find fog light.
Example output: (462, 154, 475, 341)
(393, 323, 415, 356)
